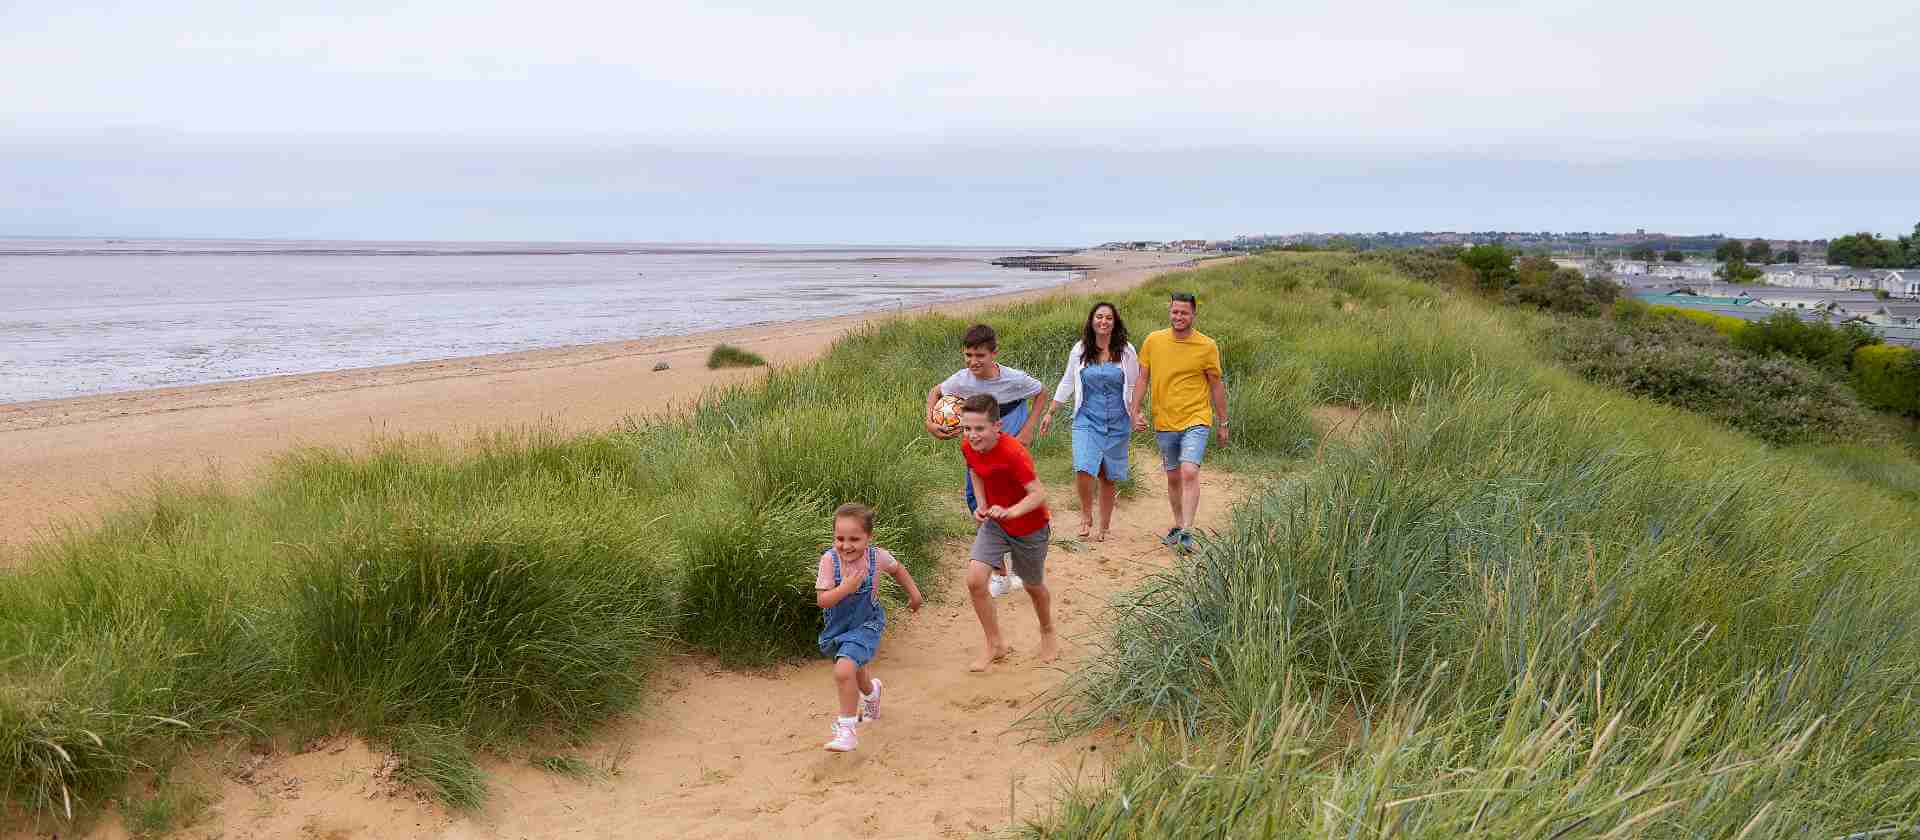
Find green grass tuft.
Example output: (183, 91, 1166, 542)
(387, 724, 487, 810)
(706, 343, 767, 369)
(535, 754, 597, 779)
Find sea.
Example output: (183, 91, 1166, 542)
(0, 238, 1076, 404)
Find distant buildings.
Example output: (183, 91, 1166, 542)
(1098, 239, 1218, 253)
(1606, 259, 1714, 281)
(1760, 266, 1918, 297)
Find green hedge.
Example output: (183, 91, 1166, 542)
(1855, 344, 1920, 416)
(1653, 304, 1749, 337)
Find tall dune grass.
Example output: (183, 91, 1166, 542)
(1033, 257, 1920, 838)
(0, 256, 1342, 820)
(10, 251, 1917, 830)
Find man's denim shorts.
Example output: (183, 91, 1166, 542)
(1155, 425, 1212, 472)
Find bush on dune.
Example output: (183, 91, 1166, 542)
(1548, 308, 1880, 446)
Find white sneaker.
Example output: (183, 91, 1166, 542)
(824, 717, 859, 752)
(859, 679, 883, 723)
(988, 573, 1026, 598)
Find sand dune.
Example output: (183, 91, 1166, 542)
(0, 250, 1206, 555)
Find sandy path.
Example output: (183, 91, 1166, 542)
(29, 469, 1238, 840)
(0, 251, 1208, 554)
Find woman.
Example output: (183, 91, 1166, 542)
(1036, 301, 1140, 541)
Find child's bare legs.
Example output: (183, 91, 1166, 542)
(1026, 582, 1059, 662)
(965, 560, 1010, 671)
(831, 657, 876, 717)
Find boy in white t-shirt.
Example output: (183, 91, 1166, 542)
(923, 323, 1052, 518)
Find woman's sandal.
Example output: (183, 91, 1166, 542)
(1077, 520, 1093, 539)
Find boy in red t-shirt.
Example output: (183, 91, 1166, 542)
(956, 394, 1058, 671)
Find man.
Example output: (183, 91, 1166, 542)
(1129, 292, 1227, 553)
(925, 323, 1051, 513)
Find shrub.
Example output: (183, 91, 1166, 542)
(1649, 304, 1748, 338)
(1459, 244, 1515, 292)
(706, 343, 767, 369)
(1503, 266, 1621, 316)
(1731, 310, 1880, 373)
(1549, 313, 1879, 445)
(1854, 344, 1920, 418)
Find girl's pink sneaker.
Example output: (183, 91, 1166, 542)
(859, 678, 883, 723)
(824, 718, 859, 752)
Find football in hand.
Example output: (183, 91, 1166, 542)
(931, 394, 965, 432)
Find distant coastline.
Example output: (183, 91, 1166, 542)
(0, 240, 1089, 404)
(0, 249, 1205, 548)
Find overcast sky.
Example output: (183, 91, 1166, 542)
(3, 0, 1915, 244)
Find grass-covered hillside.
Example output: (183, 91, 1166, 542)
(0, 256, 1329, 824)
(1032, 254, 1920, 838)
(4, 252, 1916, 838)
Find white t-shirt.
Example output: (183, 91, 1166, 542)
(939, 365, 1045, 405)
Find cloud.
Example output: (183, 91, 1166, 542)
(1, 1, 1915, 240)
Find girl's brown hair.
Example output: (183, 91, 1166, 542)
(834, 502, 875, 533)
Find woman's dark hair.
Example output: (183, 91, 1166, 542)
(1080, 301, 1129, 366)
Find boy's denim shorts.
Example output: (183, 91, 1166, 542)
(1155, 425, 1212, 472)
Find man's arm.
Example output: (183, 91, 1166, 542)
(1207, 370, 1228, 443)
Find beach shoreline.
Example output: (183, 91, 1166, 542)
(0, 249, 1208, 550)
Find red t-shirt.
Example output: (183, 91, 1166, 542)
(961, 434, 1050, 537)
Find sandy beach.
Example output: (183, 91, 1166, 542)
(0, 249, 1203, 553)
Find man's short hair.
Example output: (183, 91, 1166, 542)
(962, 324, 998, 351)
(834, 502, 875, 533)
(960, 393, 1000, 421)
(1170, 292, 1198, 312)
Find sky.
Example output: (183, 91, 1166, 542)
(2, 0, 1916, 245)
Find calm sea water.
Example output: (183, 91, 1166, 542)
(0, 238, 1072, 404)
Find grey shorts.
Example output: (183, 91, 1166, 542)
(970, 520, 1050, 586)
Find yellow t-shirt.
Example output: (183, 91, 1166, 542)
(1138, 328, 1222, 432)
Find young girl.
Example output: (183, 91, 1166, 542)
(816, 502, 923, 752)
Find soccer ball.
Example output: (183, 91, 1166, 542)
(931, 394, 966, 432)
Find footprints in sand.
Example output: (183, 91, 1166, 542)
(950, 694, 1022, 713)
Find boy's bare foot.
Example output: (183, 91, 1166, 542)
(1036, 632, 1060, 663)
(969, 643, 1010, 672)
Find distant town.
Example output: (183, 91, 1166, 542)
(1097, 228, 1920, 346)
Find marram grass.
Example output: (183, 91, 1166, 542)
(6, 252, 1918, 834)
(0, 255, 1341, 820)
(1030, 259, 1920, 838)
(705, 343, 767, 369)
